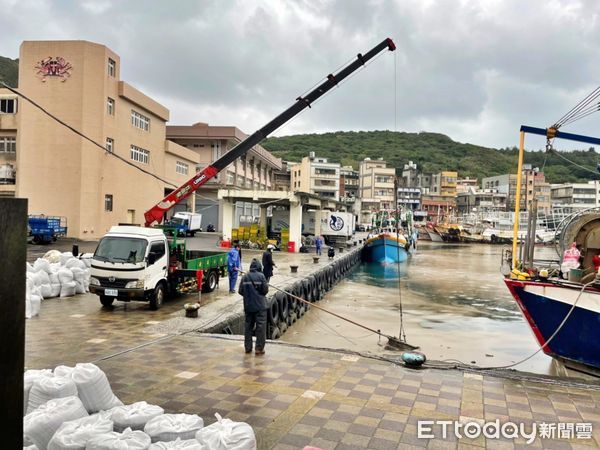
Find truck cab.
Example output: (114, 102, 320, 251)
(89, 226, 168, 309)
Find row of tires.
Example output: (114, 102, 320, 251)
(265, 249, 362, 340)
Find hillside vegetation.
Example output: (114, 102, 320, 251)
(263, 130, 600, 184)
(0, 56, 18, 87)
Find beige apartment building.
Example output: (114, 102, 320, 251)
(358, 157, 395, 224)
(290, 153, 340, 201)
(0, 91, 17, 196)
(2, 40, 199, 238)
(166, 122, 282, 228)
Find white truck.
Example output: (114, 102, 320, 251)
(164, 212, 202, 236)
(320, 211, 354, 240)
(89, 226, 227, 310)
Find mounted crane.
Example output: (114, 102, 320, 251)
(144, 38, 396, 227)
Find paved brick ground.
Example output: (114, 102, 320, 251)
(23, 245, 600, 449)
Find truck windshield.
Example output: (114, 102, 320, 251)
(94, 237, 148, 263)
(168, 218, 186, 225)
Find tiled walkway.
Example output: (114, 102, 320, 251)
(24, 280, 600, 449)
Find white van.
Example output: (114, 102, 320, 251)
(89, 226, 169, 309)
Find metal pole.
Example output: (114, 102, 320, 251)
(512, 132, 525, 270)
(0, 198, 27, 447)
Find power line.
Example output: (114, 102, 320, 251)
(0, 82, 178, 188)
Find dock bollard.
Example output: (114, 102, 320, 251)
(354, 241, 357, 246)
(290, 265, 299, 273)
(313, 257, 320, 263)
(72, 244, 79, 257)
(339, 247, 344, 253)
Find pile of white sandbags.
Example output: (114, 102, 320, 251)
(23, 363, 257, 450)
(25, 251, 92, 319)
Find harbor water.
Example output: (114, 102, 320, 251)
(283, 241, 571, 377)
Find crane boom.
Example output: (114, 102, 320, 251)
(144, 38, 396, 227)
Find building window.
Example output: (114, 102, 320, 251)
(105, 137, 114, 153)
(227, 173, 235, 185)
(108, 58, 116, 77)
(0, 137, 16, 153)
(131, 110, 150, 131)
(176, 161, 189, 175)
(130, 145, 149, 164)
(0, 98, 17, 114)
(104, 194, 113, 212)
(107, 97, 115, 116)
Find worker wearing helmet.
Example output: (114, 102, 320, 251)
(262, 244, 277, 282)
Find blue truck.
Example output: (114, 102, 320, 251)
(28, 215, 68, 244)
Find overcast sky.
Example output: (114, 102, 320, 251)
(2, 0, 600, 151)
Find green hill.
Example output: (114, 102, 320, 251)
(0, 56, 18, 87)
(263, 130, 600, 184)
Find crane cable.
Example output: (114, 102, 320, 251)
(553, 85, 600, 129)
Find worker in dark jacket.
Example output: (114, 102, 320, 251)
(262, 244, 276, 282)
(238, 259, 269, 355)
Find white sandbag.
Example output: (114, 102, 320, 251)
(60, 281, 77, 298)
(26, 297, 33, 320)
(34, 259, 52, 274)
(85, 428, 151, 450)
(71, 363, 123, 413)
(40, 284, 52, 299)
(27, 376, 78, 414)
(24, 445, 38, 450)
(24, 396, 88, 450)
(111, 402, 164, 432)
(24, 370, 53, 416)
(47, 414, 113, 450)
(27, 262, 35, 272)
(149, 438, 206, 449)
(36, 270, 51, 285)
(60, 252, 74, 266)
(54, 365, 75, 378)
(29, 294, 42, 318)
(66, 258, 86, 270)
(43, 250, 62, 264)
(195, 414, 256, 450)
(50, 283, 61, 298)
(57, 268, 74, 283)
(80, 254, 93, 268)
(71, 267, 86, 294)
(144, 414, 204, 443)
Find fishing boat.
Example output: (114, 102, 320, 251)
(362, 210, 416, 264)
(503, 118, 600, 376)
(363, 232, 410, 263)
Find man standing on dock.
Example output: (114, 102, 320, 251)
(315, 235, 322, 256)
(262, 244, 276, 282)
(227, 246, 241, 293)
(238, 259, 269, 355)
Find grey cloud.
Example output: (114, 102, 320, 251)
(1, 0, 600, 149)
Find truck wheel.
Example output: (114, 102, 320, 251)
(202, 270, 218, 293)
(190, 231, 196, 237)
(100, 296, 114, 307)
(150, 283, 165, 310)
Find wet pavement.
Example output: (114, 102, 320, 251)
(24, 242, 600, 449)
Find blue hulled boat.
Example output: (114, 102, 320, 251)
(505, 278, 600, 375)
(362, 233, 409, 264)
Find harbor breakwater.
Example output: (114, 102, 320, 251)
(201, 247, 363, 339)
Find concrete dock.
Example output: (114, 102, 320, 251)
(24, 245, 600, 449)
